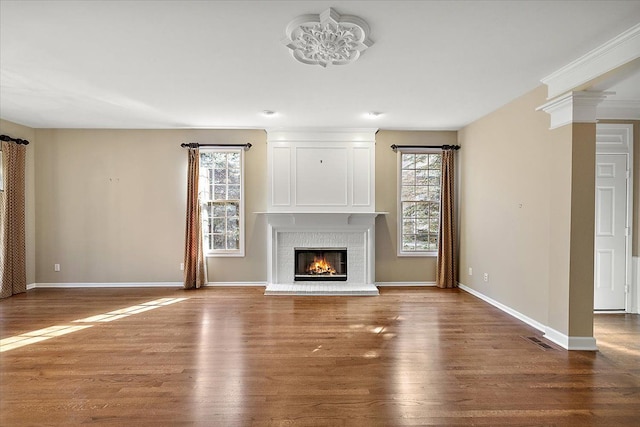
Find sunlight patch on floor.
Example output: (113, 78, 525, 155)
(597, 339, 640, 357)
(0, 325, 93, 352)
(73, 297, 188, 323)
(0, 297, 188, 353)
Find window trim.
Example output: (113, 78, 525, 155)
(396, 148, 441, 257)
(200, 147, 245, 258)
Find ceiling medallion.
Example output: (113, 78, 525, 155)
(283, 7, 373, 68)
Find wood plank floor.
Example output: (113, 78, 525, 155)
(1, 287, 638, 426)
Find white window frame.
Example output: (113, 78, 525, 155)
(397, 148, 441, 257)
(200, 147, 245, 257)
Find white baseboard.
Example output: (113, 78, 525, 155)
(457, 283, 546, 332)
(27, 283, 36, 290)
(205, 282, 266, 287)
(544, 326, 598, 351)
(33, 282, 182, 288)
(633, 256, 639, 314)
(376, 282, 436, 287)
(458, 282, 598, 351)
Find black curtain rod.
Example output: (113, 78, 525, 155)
(391, 144, 459, 151)
(0, 134, 29, 145)
(181, 142, 252, 151)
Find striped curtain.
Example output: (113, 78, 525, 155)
(183, 148, 206, 289)
(436, 149, 457, 288)
(1, 141, 27, 298)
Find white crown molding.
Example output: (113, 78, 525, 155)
(266, 128, 378, 143)
(597, 99, 640, 120)
(536, 91, 613, 129)
(542, 23, 640, 99)
(283, 7, 373, 67)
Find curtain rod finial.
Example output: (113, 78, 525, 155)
(0, 134, 30, 145)
(180, 142, 251, 150)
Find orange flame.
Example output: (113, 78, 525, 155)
(307, 256, 337, 275)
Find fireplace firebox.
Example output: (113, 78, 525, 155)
(294, 248, 347, 281)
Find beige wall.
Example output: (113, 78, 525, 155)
(567, 123, 596, 337)
(10, 123, 459, 286)
(34, 128, 267, 284)
(458, 86, 552, 326)
(459, 86, 600, 338)
(6, 110, 626, 328)
(546, 124, 572, 334)
(0, 119, 36, 286)
(374, 130, 458, 283)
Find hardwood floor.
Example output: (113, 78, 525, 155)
(593, 313, 640, 378)
(1, 287, 638, 426)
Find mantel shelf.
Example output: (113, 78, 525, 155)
(255, 212, 388, 215)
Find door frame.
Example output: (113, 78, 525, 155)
(595, 123, 634, 313)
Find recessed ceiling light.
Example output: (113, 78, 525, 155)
(262, 110, 277, 116)
(366, 111, 383, 118)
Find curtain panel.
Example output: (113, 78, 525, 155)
(436, 149, 457, 289)
(0, 141, 27, 298)
(183, 148, 207, 289)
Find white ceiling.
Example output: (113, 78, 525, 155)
(1, 0, 639, 130)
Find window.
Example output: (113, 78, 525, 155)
(398, 151, 441, 255)
(200, 149, 244, 256)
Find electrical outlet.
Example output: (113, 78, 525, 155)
(54, 264, 60, 272)
(483, 273, 489, 282)
(468, 267, 473, 276)
(180, 263, 184, 271)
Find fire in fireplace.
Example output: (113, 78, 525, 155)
(294, 248, 347, 281)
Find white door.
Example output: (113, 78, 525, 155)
(594, 153, 628, 310)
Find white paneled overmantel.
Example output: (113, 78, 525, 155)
(266, 129, 377, 213)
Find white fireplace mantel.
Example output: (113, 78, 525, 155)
(256, 211, 387, 227)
